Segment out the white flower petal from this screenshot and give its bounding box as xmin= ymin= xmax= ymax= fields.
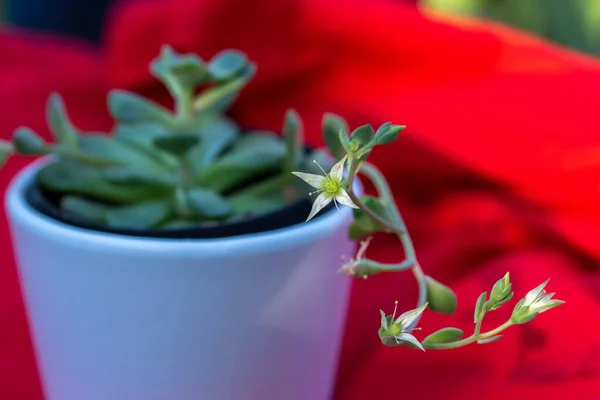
xmin=306 ymin=192 xmax=332 ymax=221
xmin=291 ymin=172 xmax=325 ymax=190
xmin=523 ymin=279 xmax=549 ymax=307
xmin=395 ymin=303 xmax=428 ymax=328
xmin=396 ymin=333 xmax=425 ymax=351
xmin=329 ymin=155 xmax=347 ymax=182
xmin=335 ymin=189 xmax=359 ymax=209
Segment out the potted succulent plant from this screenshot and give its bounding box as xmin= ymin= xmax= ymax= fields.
xmin=1 ymin=46 xmax=563 ymax=400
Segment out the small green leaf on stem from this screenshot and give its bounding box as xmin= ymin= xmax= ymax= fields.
xmin=187 ymin=188 xmax=232 ymax=219
xmin=47 ymin=93 xmax=79 ymax=147
xmin=350 ymin=124 xmax=375 ymax=147
xmin=193 ymin=65 xmax=256 ymax=113
xmin=150 ymin=45 xmax=211 ymax=89
xmin=322 ymin=113 xmax=349 ymax=160
xmin=188 ymin=119 xmax=239 ymax=174
xmin=477 ymin=335 xmax=503 ymax=345
xmin=108 ymin=90 xmax=173 ymax=126
xmin=102 ymin=166 xmax=176 ymax=187
xmin=61 ymin=196 xmax=107 ymax=223
xmin=208 ymin=50 xmax=248 ymax=81
xmin=105 ymin=199 xmax=172 ymax=230
xmin=153 ymin=134 xmax=200 ymax=157
xmin=374 ymin=123 xmax=405 ymax=145
xmin=422 ymin=327 xmax=464 ymax=345
xmin=198 ymin=133 xmax=285 ymax=193
xmin=12 ymin=127 xmax=48 ymax=155
xmin=283 ymin=109 xmax=303 ymax=174
xmin=425 ymin=276 xmax=458 ymax=315
xmin=474 ymin=291 xmax=488 ymax=323
xmin=0 ymin=140 xmax=14 ymax=167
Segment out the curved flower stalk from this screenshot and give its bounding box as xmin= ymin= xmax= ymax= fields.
xmin=293 ymin=114 xmax=564 ymax=350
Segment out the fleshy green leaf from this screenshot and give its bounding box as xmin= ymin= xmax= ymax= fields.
xmin=153 ymin=134 xmax=199 ymax=157
xmin=159 ymin=219 xmax=198 ymax=230
xmin=151 ymin=45 xmax=211 ymax=88
xmin=102 ymin=166 xmax=176 ymax=187
xmin=374 ymin=123 xmax=405 ymax=145
xmin=226 ymin=173 xmax=300 ymax=217
xmin=193 ymin=65 xmax=256 ymax=113
xmin=37 ymin=160 xmax=170 ymax=204
xmin=208 ymin=50 xmax=248 ymax=81
xmin=47 ymin=93 xmax=78 ymax=147
xmin=283 ymin=109 xmax=303 ymax=174
xmin=477 ymin=335 xmax=503 ymax=345
xmin=12 ymin=127 xmax=48 ymax=155
xmin=114 ymin=123 xmax=171 ymax=148
xmin=61 ymin=196 xmax=107 ymax=223
xmin=188 ymin=119 xmax=240 ymax=174
xmin=198 ymin=132 xmax=286 ymax=193
xmin=0 ymin=140 xmax=13 ymax=167
xmin=187 ymin=188 xmax=232 ymax=219
xmin=108 ymin=90 xmax=173 ymax=126
xmin=322 ymin=113 xmax=349 ymax=160
xmin=77 ymin=134 xmax=166 ymax=171
xmin=422 ymin=327 xmax=464 ymax=345
xmin=228 ymin=193 xmax=285 ymax=217
xmin=350 ymin=124 xmax=375 ymax=146
xmin=425 ymin=276 xmax=458 ymax=315
xmin=105 ymin=199 xmax=172 ymax=230
xmin=114 ymin=123 xmax=178 ymax=167
xmin=474 ymin=291 xmax=488 ymax=323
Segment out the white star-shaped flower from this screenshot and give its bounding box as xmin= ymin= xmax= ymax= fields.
xmin=292 ymin=155 xmax=359 ymax=221
xmin=379 ymin=302 xmax=428 ymax=351
xmin=521 ymin=279 xmax=564 ymax=315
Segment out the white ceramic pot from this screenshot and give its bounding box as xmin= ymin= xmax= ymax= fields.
xmin=6 ymin=160 xmax=356 ymax=400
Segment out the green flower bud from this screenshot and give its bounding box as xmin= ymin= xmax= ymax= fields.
xmin=489 ymin=272 xmax=514 ymax=310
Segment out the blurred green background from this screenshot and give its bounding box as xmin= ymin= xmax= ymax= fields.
xmin=425 ymin=0 xmax=600 ymax=55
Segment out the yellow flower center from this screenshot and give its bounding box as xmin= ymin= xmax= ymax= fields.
xmin=322 ymin=178 xmax=341 ymax=195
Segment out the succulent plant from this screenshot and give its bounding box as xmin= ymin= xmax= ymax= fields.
xmin=0 ymin=46 xmax=327 ymax=230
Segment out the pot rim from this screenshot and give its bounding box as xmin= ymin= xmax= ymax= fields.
xmin=6 ymin=158 xmax=358 ymax=255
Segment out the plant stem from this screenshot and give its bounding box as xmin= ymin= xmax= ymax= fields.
xmin=346 ymin=163 xmax=396 ymax=233
xmin=474 ymin=304 xmax=488 ymax=336
xmin=175 ymin=88 xmax=194 ymax=122
xmin=423 ymin=320 xmax=513 ymax=350
xmin=54 ymin=146 xmax=118 ymax=167
xmin=353 ymin=258 xmax=414 ymax=276
xmin=348 ymin=159 xmax=428 ymax=312
xmin=175 ymin=158 xmax=192 ymax=216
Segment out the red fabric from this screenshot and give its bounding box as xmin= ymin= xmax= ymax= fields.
xmin=1 ymin=0 xmax=599 ymax=398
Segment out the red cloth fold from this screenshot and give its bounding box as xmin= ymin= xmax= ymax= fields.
xmin=1 ymin=0 xmax=599 ymax=398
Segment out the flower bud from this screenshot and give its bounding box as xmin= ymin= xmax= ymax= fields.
xmin=489 ymin=272 xmax=513 ymax=310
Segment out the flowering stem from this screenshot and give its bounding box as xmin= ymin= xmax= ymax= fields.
xmin=422 ymin=320 xmax=513 ymax=350
xmin=353 ymin=258 xmax=414 ymax=276
xmin=347 ymin=158 xmax=428 ymax=310
xmin=474 ymin=305 xmax=488 ymax=336
xmin=346 ymin=166 xmax=396 ymax=233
